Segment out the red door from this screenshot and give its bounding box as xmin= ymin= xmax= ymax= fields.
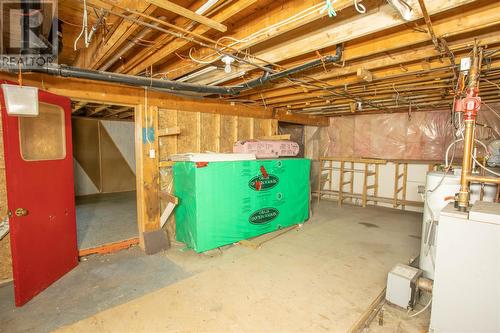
xmin=0 ymin=81 xmax=78 ymax=306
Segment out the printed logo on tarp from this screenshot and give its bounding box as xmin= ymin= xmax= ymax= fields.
xmin=248 ymin=174 xmax=279 ymax=191
xmin=249 ymin=208 xmax=279 ymax=224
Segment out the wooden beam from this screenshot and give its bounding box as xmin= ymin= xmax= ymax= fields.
xmin=184 ymin=0 xmax=479 ymax=86
xmin=87 ymin=105 xmax=110 ymax=116
xmin=258 ymin=134 xmax=291 ymax=140
xmin=159 ymin=0 xmax=354 ymax=79
xmin=126 ymin=0 xmax=257 ymax=75
xmin=233 ymin=1 xmax=500 ymax=102
xmin=72 ymin=101 xmax=88 ymax=113
xmin=135 ymin=105 xmax=168 ymax=253
xmin=0 ymin=72 xmax=329 ymax=126
xmin=147 ymin=0 xmax=227 ymax=32
xmin=74 ymin=1 xmax=154 ymax=69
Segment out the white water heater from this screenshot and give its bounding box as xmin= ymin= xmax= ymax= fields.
xmin=420 ymin=171 xmax=498 ymax=279
xmin=419 ymin=171 xmax=460 ymax=279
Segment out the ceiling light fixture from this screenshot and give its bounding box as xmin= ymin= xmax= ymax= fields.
xmin=221 ymin=55 xmax=235 ymax=74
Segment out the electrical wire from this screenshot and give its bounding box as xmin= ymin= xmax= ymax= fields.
xmin=74 ymin=0 xmax=88 ymax=50
xmin=354 ymin=0 xmax=366 ymax=13
xmin=408 ymin=299 xmax=432 ymax=318
xmin=187 ymin=3 xmax=326 ymax=65
xmin=472 ymin=155 xmax=500 ymax=177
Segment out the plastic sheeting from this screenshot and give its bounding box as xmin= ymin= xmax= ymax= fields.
xmin=173 ymin=159 xmax=310 ymax=252
xmin=324 ymin=108 xmax=500 ymax=161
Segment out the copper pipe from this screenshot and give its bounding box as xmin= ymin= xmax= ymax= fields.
xmin=457 ymin=44 xmax=480 ymax=211
xmin=466 ymin=175 xmax=500 ymax=184
xmin=417 ymin=277 xmax=433 ymax=293
xmin=457 ymin=120 xmax=475 ymax=210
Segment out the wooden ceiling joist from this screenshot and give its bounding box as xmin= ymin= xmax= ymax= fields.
xmin=146 ymin=0 xmax=227 ymax=32
xmin=49 ymin=0 xmax=500 ymax=117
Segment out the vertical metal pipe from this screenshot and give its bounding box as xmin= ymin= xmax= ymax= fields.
xmin=457 ymin=45 xmax=480 ymax=211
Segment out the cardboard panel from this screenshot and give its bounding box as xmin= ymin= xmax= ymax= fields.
xmin=72 ymin=118 xmax=101 ymax=190
xmin=100 ymin=126 xmax=136 ymax=193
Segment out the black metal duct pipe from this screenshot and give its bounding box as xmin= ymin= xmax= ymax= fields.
xmin=10 ymin=64 xmax=236 ymax=95
xmin=231 ymin=44 xmax=343 ymax=91
xmin=1 ymin=45 xmax=343 ymax=95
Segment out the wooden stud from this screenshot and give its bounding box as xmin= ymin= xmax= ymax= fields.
xmin=349 ymin=162 xmax=354 ymax=203
xmin=135 ymin=104 xmax=162 ymax=249
xmin=157 ymin=126 xmax=181 ymax=136
xmin=147 ymin=0 xmax=227 ymax=32
xmin=338 ymin=161 xmax=344 ymax=207
xmin=362 ymin=163 xmax=368 ymax=207
xmin=374 ymin=164 xmax=379 ymax=206
xmin=328 ymin=160 xmax=333 ymax=200
xmin=393 ymin=162 xmax=399 ymax=208
xmin=402 ymin=163 xmax=408 ymax=211
xmin=357 ymin=68 xmax=373 ymax=82
xmin=259 ymin=134 xmax=291 ymax=140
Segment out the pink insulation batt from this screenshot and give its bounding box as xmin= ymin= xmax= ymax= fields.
xmin=233 ymin=140 xmax=300 ymax=158
xmin=325 ymin=107 xmax=500 ymax=160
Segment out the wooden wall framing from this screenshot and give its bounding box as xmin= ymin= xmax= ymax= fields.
xmin=157 ymin=108 xmax=277 ymax=240
xmin=0 ymin=72 xmax=285 ymax=260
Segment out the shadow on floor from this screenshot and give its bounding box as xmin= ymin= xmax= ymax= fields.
xmin=0 ymin=247 xmax=189 ymax=333
xmin=76 ymin=191 xmax=138 ymax=250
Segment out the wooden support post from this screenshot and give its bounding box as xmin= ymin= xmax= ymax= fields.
xmin=349 ymin=162 xmax=354 ymax=203
xmin=338 ymin=161 xmax=345 ymax=207
xmin=393 ymin=162 xmax=399 ymax=208
xmin=374 ymin=164 xmax=379 ymax=206
xmin=317 ymin=158 xmax=323 ymax=205
xmin=402 ymin=163 xmax=408 ymax=211
xmin=362 ymin=163 xmax=368 ymax=207
xmin=135 ymin=104 xmax=169 ymax=254
xmin=329 ymin=160 xmax=333 ymax=199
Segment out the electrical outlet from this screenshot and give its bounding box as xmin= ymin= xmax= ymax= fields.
xmin=149 ymin=148 xmax=156 ymax=159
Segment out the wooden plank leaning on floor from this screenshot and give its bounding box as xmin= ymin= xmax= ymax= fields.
xmin=78 ymin=238 xmax=140 ymax=257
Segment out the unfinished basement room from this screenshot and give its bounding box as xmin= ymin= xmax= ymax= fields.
xmin=1 ymin=0 xmax=500 ymax=332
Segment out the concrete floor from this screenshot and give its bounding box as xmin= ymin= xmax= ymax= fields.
xmin=0 ymin=202 xmax=423 ymax=333
xmin=76 ymin=191 xmax=138 ymax=250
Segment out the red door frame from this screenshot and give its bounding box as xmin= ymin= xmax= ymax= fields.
xmin=0 ymin=81 xmax=78 ymax=306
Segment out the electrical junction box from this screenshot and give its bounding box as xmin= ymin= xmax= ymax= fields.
xmin=460 ymin=57 xmax=471 ymax=72
xmin=386 ymin=264 xmax=422 ymax=309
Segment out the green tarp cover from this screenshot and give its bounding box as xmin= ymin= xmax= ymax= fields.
xmin=173 ymin=158 xmax=310 ymax=252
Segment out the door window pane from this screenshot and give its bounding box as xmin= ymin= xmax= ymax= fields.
xmin=19 ymin=103 xmax=66 ymax=161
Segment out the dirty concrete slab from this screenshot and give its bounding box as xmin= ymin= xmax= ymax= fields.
xmin=56 ymin=203 xmax=422 ymax=333
xmin=0 ymin=247 xmax=188 ymax=333
xmin=76 ymin=191 xmax=138 ymax=250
